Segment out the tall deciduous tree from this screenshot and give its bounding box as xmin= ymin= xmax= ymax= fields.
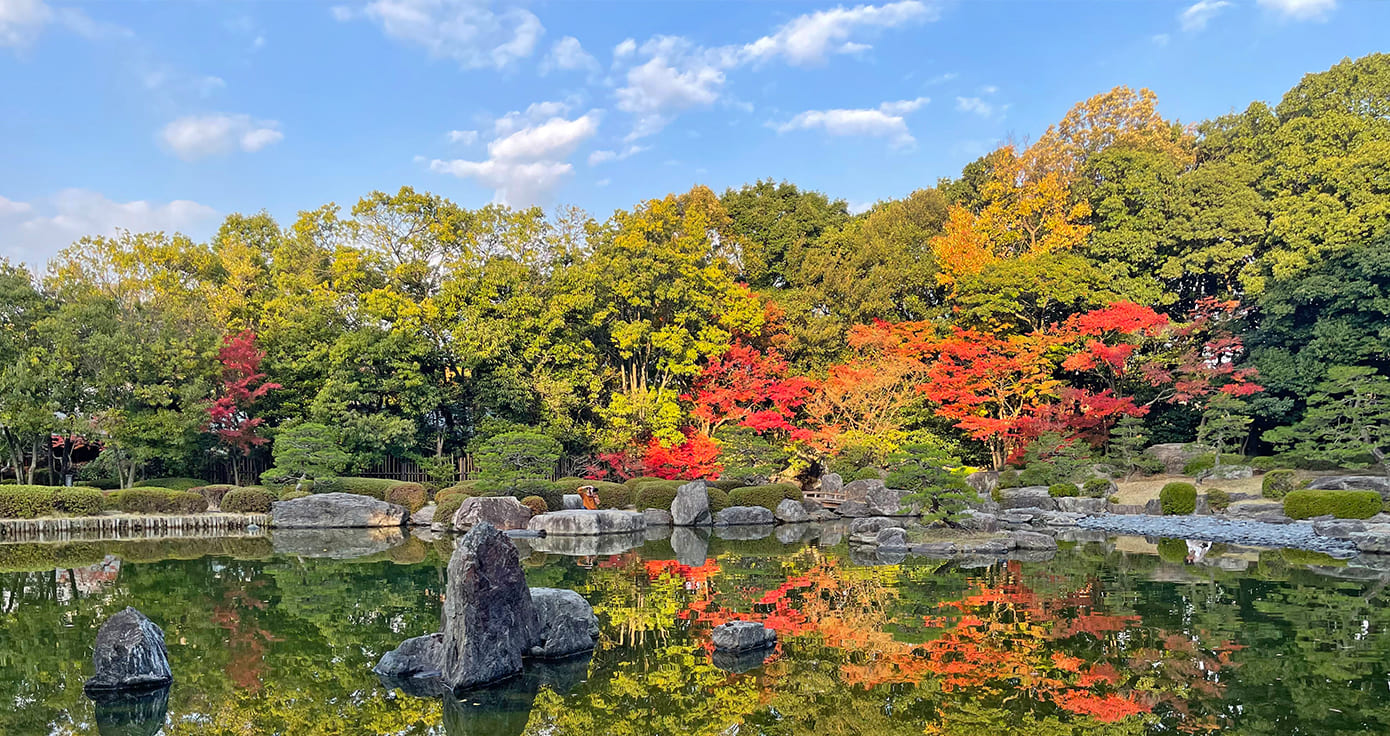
xmin=207 ymin=331 xmax=280 ymax=485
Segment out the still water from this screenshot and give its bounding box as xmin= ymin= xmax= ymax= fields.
xmin=1 ymin=525 xmax=1388 ymax=735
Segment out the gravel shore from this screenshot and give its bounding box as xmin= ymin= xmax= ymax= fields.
xmin=1076 ymin=514 xmax=1358 ymax=555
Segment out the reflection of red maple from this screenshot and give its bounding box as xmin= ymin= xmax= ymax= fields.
xmin=212 ymin=582 xmax=278 ymax=692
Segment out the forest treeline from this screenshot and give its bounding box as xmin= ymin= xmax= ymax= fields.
xmin=0 ymin=53 xmax=1386 ymax=486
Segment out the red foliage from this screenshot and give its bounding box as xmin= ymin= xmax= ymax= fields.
xmin=640 ymin=429 xmax=722 ymax=480
xmin=206 ymin=330 xmax=280 ymax=456
xmin=687 ymin=343 xmax=816 ymax=437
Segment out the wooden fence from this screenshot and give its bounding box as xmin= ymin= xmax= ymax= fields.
xmin=0 ymin=514 xmax=271 ymax=542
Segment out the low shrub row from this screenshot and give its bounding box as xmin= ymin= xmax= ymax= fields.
xmin=0 ymin=485 xmax=107 ymax=519
xmin=1048 ymin=483 xmax=1078 ymax=498
xmin=1283 ymin=489 xmax=1382 ymax=520
xmin=221 ymin=488 xmax=277 ymax=514
xmin=113 ymin=488 xmax=209 ymax=515
xmin=133 ymin=477 xmax=208 ymax=491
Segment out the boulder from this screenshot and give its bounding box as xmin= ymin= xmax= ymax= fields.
xmin=528 ymin=588 xmax=599 ymax=659
xmin=410 ymin=504 xmax=436 ymax=527
xmin=271 ymin=492 xmax=409 ymax=529
xmin=965 ymin=471 xmax=999 ymax=495
xmin=841 ymin=478 xmax=886 ymax=504
xmin=1143 ymin=498 xmax=1163 ymax=515
xmin=1313 ymin=519 xmax=1368 ymax=539
xmin=1353 ymin=533 xmax=1390 ymax=554
xmin=671 ymin=480 xmax=713 ymax=526
xmin=711 ymin=621 xmax=777 ymax=652
xmin=775 ymin=498 xmax=811 ymax=523
xmin=848 ymin=516 xmax=897 ymax=535
xmin=1194 ymin=495 xmax=1211 ymax=515
xmin=865 ymin=485 xmax=915 ymax=516
xmin=956 ymin=509 xmax=999 ymax=532
xmin=800 ymin=497 xmax=824 ymax=514
xmin=527 ymin=509 xmax=645 ymax=536
xmin=1145 ymin=443 xmax=1199 ymax=475
xmin=1039 ymin=511 xmax=1082 ymax=526
xmin=373 ymin=633 xmax=444 ymax=680
xmin=1008 ymin=530 xmax=1058 ymax=551
xmin=1056 ymin=497 xmax=1106 ymax=515
xmin=441 ymin=522 xmax=538 ymax=691
xmin=1108 ymin=503 xmax=1146 ymax=515
xmin=836 ymin=500 xmax=872 ymax=517
xmin=670 ymin=526 xmax=710 ymax=566
xmin=1202 ymin=464 xmax=1253 ymax=481
xmin=453 ymin=496 xmax=533 ymax=532
xmin=84 ymin=608 xmax=173 ymax=693
xmin=562 ymin=494 xmax=583 ymax=510
xmin=1308 ymin=476 xmax=1390 ymax=496
xmin=998 ymin=509 xmax=1039 ymax=524
xmin=876 ymin=527 xmax=907 ymax=549
xmin=643 ymin=508 xmax=674 ymax=526
xmin=819 ymin=472 xmax=844 ymax=497
xmin=998 ymin=487 xmax=1058 ymax=511
xmin=714 ymin=505 xmax=775 ymax=526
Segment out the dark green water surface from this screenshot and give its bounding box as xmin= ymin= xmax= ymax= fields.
xmin=2 ymin=526 xmax=1388 ymax=735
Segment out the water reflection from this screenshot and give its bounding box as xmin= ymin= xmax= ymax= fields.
xmin=1 ymin=527 xmax=1390 ymax=734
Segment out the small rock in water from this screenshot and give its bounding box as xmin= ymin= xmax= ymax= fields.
xmin=528 ymin=588 xmax=600 ymax=659
xmin=374 ymin=633 xmax=444 ymax=681
xmin=84 ymin=607 xmax=173 ymax=693
xmin=712 ymin=620 xmax=777 ymax=653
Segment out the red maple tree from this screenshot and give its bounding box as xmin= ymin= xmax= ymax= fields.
xmin=206 ymin=330 xmax=280 ymax=485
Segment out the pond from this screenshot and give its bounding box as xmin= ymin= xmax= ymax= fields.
xmin=2 ymin=526 xmax=1389 ymax=735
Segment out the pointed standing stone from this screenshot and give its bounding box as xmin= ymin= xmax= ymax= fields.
xmin=84 ymin=607 xmax=173 ymax=693
xmin=441 ymin=522 xmax=538 ymax=691
xmin=671 ymin=480 xmax=712 ymax=526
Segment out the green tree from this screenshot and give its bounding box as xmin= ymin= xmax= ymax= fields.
xmin=1265 ymin=366 xmax=1390 ymax=476
xmin=472 ymin=430 xmax=562 ymax=487
xmin=266 ymin=423 xmax=350 ymax=482
xmin=886 ymin=440 xmax=974 ymax=524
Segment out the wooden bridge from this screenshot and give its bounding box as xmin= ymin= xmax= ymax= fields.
xmin=803 ymin=487 xmax=847 ymax=510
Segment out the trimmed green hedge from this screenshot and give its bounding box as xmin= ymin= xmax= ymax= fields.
xmin=221 ymin=488 xmax=277 ymax=514
xmin=635 ymin=480 xmax=684 ymax=510
xmin=708 ymin=479 xmax=744 ymax=492
xmin=707 ymin=487 xmax=731 ymax=513
xmin=194 ymin=484 xmax=239 ymax=508
xmin=728 ymin=485 xmax=790 ymax=511
xmin=133 ymin=477 xmax=208 ymax=491
xmin=1081 ymin=478 xmax=1113 ymax=498
xmin=623 ymin=476 xmax=667 ymax=490
xmin=1205 ymin=488 xmax=1231 ymax=512
xmin=434 ymin=494 xmax=465 ymax=524
xmin=1283 ymin=489 xmax=1382 ymax=520
xmin=1156 ymin=538 xmax=1188 ymax=564
xmin=0 ymin=486 xmax=108 ymax=519
xmin=1159 ymin=482 xmax=1197 ymax=515
xmin=594 ymin=481 xmax=634 ymax=509
xmin=115 ymin=488 xmax=209 ymax=514
xmin=335 ymin=477 xmax=407 ymax=500
xmin=1183 ymin=454 xmax=1247 ymax=476
xmin=1048 ymin=483 xmax=1079 ymax=498
xmin=279 ymin=490 xmax=311 ymax=501
xmin=508 ymin=479 xmax=564 ymax=512
xmin=1262 ymin=470 xmax=1297 ymax=499
xmin=386 ymin=483 xmax=428 ymax=512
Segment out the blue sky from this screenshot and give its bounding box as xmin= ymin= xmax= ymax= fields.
xmin=1 ymin=0 xmax=1386 ymax=266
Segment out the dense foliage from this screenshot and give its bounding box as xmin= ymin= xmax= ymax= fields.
xmin=1 ymin=55 xmax=1388 ymax=484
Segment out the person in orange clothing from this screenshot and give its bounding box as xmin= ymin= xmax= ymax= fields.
xmin=577 ymin=485 xmax=600 ymax=510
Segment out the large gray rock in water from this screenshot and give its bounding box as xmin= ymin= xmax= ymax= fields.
xmin=441 ymin=522 xmax=538 ymax=691
xmin=836 ymin=500 xmax=872 ymax=517
xmin=1145 ymin=443 xmax=1199 ymax=475
xmin=775 ymin=498 xmax=810 ymax=523
xmin=643 ymin=508 xmax=674 ymax=526
xmin=998 ymin=487 xmax=1057 ymax=511
xmin=84 ymin=608 xmax=173 ymax=692
xmin=848 ymin=516 xmax=897 ymax=535
xmin=528 ymin=588 xmax=599 ymax=659
xmin=671 ymin=480 xmax=713 ymax=526
xmin=453 ymin=496 xmax=532 ymax=531
xmin=876 ymin=527 xmax=907 ymax=549
xmin=1056 ymin=497 xmax=1106 ymax=515
xmin=714 ymin=505 xmax=775 ymax=526
xmin=1308 ymin=476 xmax=1390 ymax=496
xmin=527 ymin=509 xmax=645 ymax=536
xmin=271 ymin=492 xmax=409 ymax=529
xmin=374 ymin=633 xmax=444 ymax=680
xmin=711 ymin=620 xmax=777 ymax=652
xmin=410 ymin=504 xmax=436 ymax=527
xmin=670 ymin=526 xmax=710 ymax=566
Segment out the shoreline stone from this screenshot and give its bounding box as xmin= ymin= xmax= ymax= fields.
xmin=527 ymin=509 xmax=645 ymax=536
xmin=453 ymin=497 xmax=532 ymax=531
xmin=671 ymin=481 xmax=712 ymax=526
xmin=271 ymin=492 xmax=409 ymax=529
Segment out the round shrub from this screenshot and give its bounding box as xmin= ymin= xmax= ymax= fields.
xmin=53 ymin=487 xmax=104 ymax=516
xmin=520 ymin=495 xmax=548 ymax=515
xmin=707 ymin=487 xmax=731 ymax=513
xmin=1081 ymin=478 xmax=1114 ymax=498
xmin=728 ymin=485 xmax=786 ymax=511
xmin=1262 ymin=469 xmax=1297 ymax=499
xmin=1205 ymin=488 xmax=1231 ymax=512
xmin=996 ymin=468 xmax=1021 ymax=489
xmin=849 ymin=467 xmax=883 ymax=482
xmin=1156 ymin=538 xmax=1188 ymax=564
xmin=387 ymin=483 xmax=428 ymax=512
xmin=509 ymin=479 xmax=563 ymax=513
xmin=1283 ymin=489 xmax=1382 ymax=520
xmin=554 ymin=476 xmax=588 ymax=487
xmin=1159 ymin=482 xmax=1198 ymax=516
xmin=83 ymin=478 xmax=121 ymax=490
xmin=0 ymin=486 xmax=63 ymax=518
xmin=709 ymin=479 xmax=744 ymax=492
xmin=1048 ymin=483 xmax=1079 ymax=498
xmin=593 ymin=481 xmax=634 ymax=509
xmin=133 ymin=477 xmax=207 ymax=491
xmin=195 ymin=484 xmax=238 ymax=508
xmin=279 ymin=490 xmax=311 ymax=501
xmin=1106 ymin=494 xmax=1120 ymax=505
xmin=635 ymin=480 xmax=683 ymax=511
xmin=117 ymin=488 xmax=208 ymax=514
xmin=434 ymin=494 xmax=465 ymax=525
xmin=623 ymin=476 xmax=666 ymax=490
xmin=221 ymin=488 xmax=277 ymax=514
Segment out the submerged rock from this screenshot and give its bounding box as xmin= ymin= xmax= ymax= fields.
xmin=374 ymin=633 xmax=444 ymax=681
xmin=712 ymin=620 xmax=777 ymax=652
xmin=712 ymin=647 xmax=774 ymax=674
xmin=671 ymin=481 xmax=712 ymax=526
xmin=453 ymin=497 xmax=532 ymax=531
xmin=528 ymin=588 xmax=599 ymax=659
xmin=527 ymin=509 xmax=645 ymax=536
xmin=271 ymin=492 xmax=409 ymax=529
xmin=84 ymin=608 xmax=173 ymax=693
xmin=441 ymin=522 xmax=538 ymax=691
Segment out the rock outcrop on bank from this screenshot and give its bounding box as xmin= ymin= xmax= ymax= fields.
xmin=270 ymin=493 xmax=409 ymax=529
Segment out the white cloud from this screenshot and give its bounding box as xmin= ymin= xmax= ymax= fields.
xmin=587 ymin=144 xmax=649 ymax=166
xmin=613 ymin=37 xmax=636 ymax=58
xmin=741 ymin=0 xmax=936 ymax=66
xmin=429 ymin=108 xmax=601 ymax=204
xmin=338 ymin=0 xmax=544 ymax=69
xmin=448 ymin=129 xmax=478 ymax=144
xmin=956 ymin=96 xmax=993 ymax=116
xmin=160 ymin=114 xmax=284 ymax=161
xmin=1180 ymin=0 xmax=1230 ymax=31
xmin=493 ymin=100 xmax=573 ymax=136
xmin=614 ymin=36 xmax=728 ymax=140
xmin=1151 ymin=33 xmax=1171 ymax=46
xmin=0 ymin=189 xmax=217 ymax=266
xmin=1257 ymin=0 xmax=1336 ymax=20
xmin=1 ymin=0 xmax=129 ymax=50
xmin=773 ymin=98 xmax=928 ymax=148
xmin=595 ymin=178 xmax=611 ymax=187
xmin=543 ymin=35 xmax=598 ymax=74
